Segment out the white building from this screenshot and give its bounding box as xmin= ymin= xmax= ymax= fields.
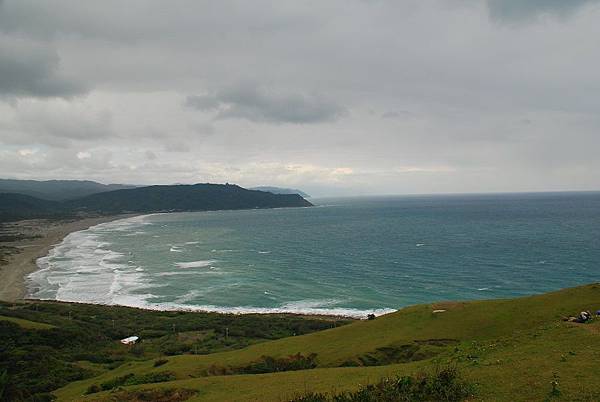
xmin=120 ymin=336 xmax=139 ymax=345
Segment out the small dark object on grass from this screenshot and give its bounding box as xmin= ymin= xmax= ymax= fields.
xmin=367 ymin=314 xmax=376 ymax=320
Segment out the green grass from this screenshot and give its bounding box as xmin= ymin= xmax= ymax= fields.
xmin=52 ymin=283 xmax=600 ymax=401
xmin=0 ymin=314 xmax=55 ymax=330
xmin=0 ymin=301 xmax=348 ymax=401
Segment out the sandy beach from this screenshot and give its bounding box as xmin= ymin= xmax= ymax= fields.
xmin=0 ymin=215 xmax=134 ymax=302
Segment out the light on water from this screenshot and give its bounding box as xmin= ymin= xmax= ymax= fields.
xmin=27 ymin=193 xmax=600 ymax=318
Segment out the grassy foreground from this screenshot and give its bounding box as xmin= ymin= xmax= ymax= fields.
xmin=3 ymin=284 xmax=600 ymax=401
xmin=0 ymin=301 xmax=348 ymax=401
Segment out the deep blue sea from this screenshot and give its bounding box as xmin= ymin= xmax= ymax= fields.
xmin=27 ymin=192 xmax=600 ymax=317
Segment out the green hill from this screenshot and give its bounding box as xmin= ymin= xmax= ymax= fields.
xmin=0 ymin=179 xmax=135 ymax=201
xmin=0 ymin=301 xmax=348 ymax=401
xmin=249 ymin=187 xmax=310 ymax=198
xmin=0 ymin=183 xmax=312 ymax=222
xmin=67 ymin=183 xmax=312 ymax=214
xmin=2 ymin=284 xmax=599 ymax=401
xmin=0 ymin=193 xmax=68 ymax=222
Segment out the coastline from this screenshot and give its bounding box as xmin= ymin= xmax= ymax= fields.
xmin=0 ymin=213 xmax=374 ymax=318
xmin=0 ymin=214 xmax=137 ymax=302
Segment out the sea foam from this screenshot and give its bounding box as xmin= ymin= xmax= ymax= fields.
xmin=27 ymin=215 xmax=155 ymax=305
xmin=174 ymin=260 xmax=216 ymax=269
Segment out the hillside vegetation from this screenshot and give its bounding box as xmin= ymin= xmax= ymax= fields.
xmin=0 ymin=193 xmax=68 ymax=222
xmin=0 ymin=179 xmax=135 ymax=201
xmin=249 ymin=187 xmax=310 ymax=198
xmin=0 ymin=183 xmax=312 ymax=222
xmin=0 ymin=301 xmax=348 ymax=401
xmin=66 ymin=184 xmax=312 ymax=214
xmin=1 ymin=284 xmax=599 ymax=401
xmin=45 ymin=284 xmax=600 ymax=401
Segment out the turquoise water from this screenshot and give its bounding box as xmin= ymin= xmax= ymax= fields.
xmin=28 ymin=192 xmax=600 ymax=317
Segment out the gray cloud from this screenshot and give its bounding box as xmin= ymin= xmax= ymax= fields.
xmin=487 ymin=0 xmax=598 ymax=23
xmin=0 ymin=99 xmax=113 ymax=147
xmin=0 ymin=37 xmax=85 ymax=98
xmin=1 ymin=1 xmax=600 ymax=195
xmin=381 ymin=111 xmax=414 ymax=119
xmin=186 ymin=83 xmax=345 ymax=124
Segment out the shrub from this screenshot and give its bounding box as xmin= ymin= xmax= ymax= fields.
xmin=238 ymin=353 xmax=318 ymax=374
xmin=98 ymin=371 xmax=176 ymax=392
xmin=100 ymin=388 xmax=196 ymax=402
xmin=154 ymin=358 xmax=169 ymax=367
xmin=130 ymin=344 xmax=145 ymax=357
xmin=290 ymin=366 xmax=473 ymax=402
xmin=201 ymin=353 xmax=318 ymax=376
xmin=85 ymin=384 xmax=101 ymax=395
xmin=0 ymin=370 xmax=7 ymax=400
xmin=30 ymin=393 xmax=56 ymax=402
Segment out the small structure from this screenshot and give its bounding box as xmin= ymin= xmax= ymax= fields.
xmin=120 ymin=336 xmax=139 ymax=345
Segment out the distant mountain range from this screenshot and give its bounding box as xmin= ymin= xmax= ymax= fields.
xmin=0 ymin=181 xmax=312 ymax=222
xmin=249 ymin=186 xmax=310 ymax=198
xmin=0 ymin=179 xmax=136 ymax=201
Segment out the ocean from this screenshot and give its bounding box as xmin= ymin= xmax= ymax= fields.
xmin=27 ymin=192 xmax=600 ymax=318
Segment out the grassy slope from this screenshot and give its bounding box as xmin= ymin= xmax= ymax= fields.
xmin=55 ymin=284 xmax=600 ymax=401
xmin=0 ymin=315 xmax=54 ymax=330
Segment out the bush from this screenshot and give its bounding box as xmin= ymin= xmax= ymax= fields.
xmin=30 ymin=393 xmax=56 ymax=402
xmin=130 ymin=344 xmax=145 ymax=357
xmin=290 ymin=366 xmax=473 ymax=402
xmin=0 ymin=370 xmax=7 ymax=400
xmin=238 ymin=353 xmax=318 ymax=374
xmin=85 ymin=384 xmax=101 ymax=395
xmin=154 ymin=358 xmax=169 ymax=367
xmin=201 ymin=353 xmax=318 ymax=376
xmin=98 ymin=371 xmax=176 ymax=392
xmin=100 ymin=388 xmax=196 ymax=402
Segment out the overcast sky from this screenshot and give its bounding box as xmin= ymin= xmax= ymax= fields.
xmin=1 ymin=0 xmax=599 ymax=196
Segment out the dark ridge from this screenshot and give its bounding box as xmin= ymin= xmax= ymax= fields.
xmin=0 ymin=178 xmax=136 ymax=201
xmin=0 ymin=193 xmax=68 ymax=222
xmin=0 ymin=183 xmax=313 ymax=222
xmin=249 ymin=186 xmax=310 ymax=198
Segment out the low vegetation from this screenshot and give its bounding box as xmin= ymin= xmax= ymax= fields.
xmin=340 ymin=339 xmax=457 ymax=367
xmin=3 ymin=284 xmax=600 ymax=401
xmin=203 ymin=353 xmax=318 ymax=376
xmin=85 ymin=371 xmax=175 ymax=394
xmin=0 ymin=300 xmax=348 ymax=401
xmin=0 ymin=183 xmax=312 ymax=223
xmin=290 ymin=366 xmax=473 ymax=402
xmin=86 ymin=388 xmax=196 ymax=402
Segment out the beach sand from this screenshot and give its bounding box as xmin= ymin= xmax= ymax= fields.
xmin=0 ymin=215 xmax=133 ymax=302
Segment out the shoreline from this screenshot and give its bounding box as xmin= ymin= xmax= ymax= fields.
xmin=1 ymin=213 xmax=379 ymax=318
xmin=0 ymin=214 xmax=137 ymax=302
xmin=20 ymin=298 xmax=360 ymax=321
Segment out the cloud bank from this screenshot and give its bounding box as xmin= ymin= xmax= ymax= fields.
xmin=1 ymin=0 xmax=600 ymax=196
xmin=187 ymin=83 xmax=344 ymax=124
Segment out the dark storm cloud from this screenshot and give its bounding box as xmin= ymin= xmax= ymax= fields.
xmin=186 ymin=83 xmax=345 ymax=124
xmin=487 ymin=0 xmax=599 ymax=22
xmin=0 ymin=39 xmax=86 ymax=98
